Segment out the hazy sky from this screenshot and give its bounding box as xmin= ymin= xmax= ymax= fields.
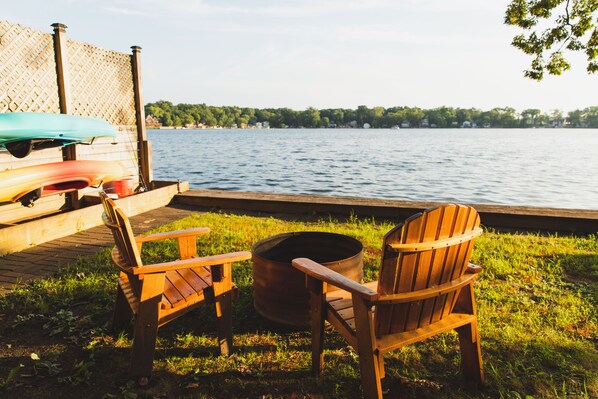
xmin=5 ymin=0 xmax=598 ymax=112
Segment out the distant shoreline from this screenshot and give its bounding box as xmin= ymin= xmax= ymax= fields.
xmin=145 ymin=102 xmax=598 ymax=129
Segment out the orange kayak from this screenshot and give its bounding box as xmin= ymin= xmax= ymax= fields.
xmin=0 ymin=160 xmax=128 ymax=206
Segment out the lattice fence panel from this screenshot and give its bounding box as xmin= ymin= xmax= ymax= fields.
xmin=66 ymin=39 xmax=137 ymax=127
xmin=67 ymin=40 xmax=140 ymax=195
xmin=0 ymin=21 xmax=60 ymax=114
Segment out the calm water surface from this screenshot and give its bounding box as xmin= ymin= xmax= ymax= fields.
xmin=148 ymin=128 xmax=598 ymax=210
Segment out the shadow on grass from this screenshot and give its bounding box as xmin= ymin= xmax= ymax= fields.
xmin=0 ymin=279 xmax=473 ymax=398
xmin=560 ymin=253 xmax=598 ymax=302
xmin=1 ymin=246 xmax=596 ymax=398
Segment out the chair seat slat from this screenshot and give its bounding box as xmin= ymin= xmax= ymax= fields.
xmin=161 ymin=268 xmax=214 ymax=309
xmin=185 ymin=266 xmax=213 ymax=287
xmin=162 ymin=275 xmax=186 ymax=307
xmin=169 ymin=270 xmax=198 ymax=297
xmin=177 ymin=268 xmax=212 ymax=296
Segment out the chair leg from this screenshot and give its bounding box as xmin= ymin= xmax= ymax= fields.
xmin=309 ymin=288 xmax=326 ymax=375
xmin=130 ymin=301 xmax=160 ymax=384
xmin=457 ymin=320 xmax=484 ymax=383
xmin=215 ymin=291 xmax=233 ymax=355
xmin=130 ymin=271 xmax=165 ymax=385
xmin=353 ymin=297 xmax=383 ymax=399
xmin=455 ymin=284 xmax=484 ymax=383
xmin=378 ymin=353 xmax=385 ymax=380
xmin=112 ymin=285 xmax=133 ymax=330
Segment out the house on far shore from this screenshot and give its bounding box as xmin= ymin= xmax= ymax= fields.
xmin=255 ymin=121 xmax=270 ymax=129
xmin=145 ymin=115 xmax=161 ymax=129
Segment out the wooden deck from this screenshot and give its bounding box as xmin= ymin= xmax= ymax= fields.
xmin=0 ymin=204 xmax=196 ymax=294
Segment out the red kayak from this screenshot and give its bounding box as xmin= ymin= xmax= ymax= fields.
xmin=0 ymin=160 xmax=128 ymax=206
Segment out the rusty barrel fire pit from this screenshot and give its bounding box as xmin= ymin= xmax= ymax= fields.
xmin=252 ymin=232 xmax=364 ymax=328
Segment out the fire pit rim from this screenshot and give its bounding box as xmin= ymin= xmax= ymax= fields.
xmin=251 ymin=231 xmax=364 ymax=265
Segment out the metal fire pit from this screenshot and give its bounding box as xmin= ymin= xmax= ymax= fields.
xmin=251 ymin=232 xmax=363 ymax=328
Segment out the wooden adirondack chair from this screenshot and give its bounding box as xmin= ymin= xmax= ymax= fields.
xmin=292 ymin=204 xmax=484 ymax=399
xmin=100 ymin=192 xmax=251 ymax=384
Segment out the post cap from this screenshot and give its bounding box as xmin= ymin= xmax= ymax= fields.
xmin=51 ymin=23 xmax=68 ymax=31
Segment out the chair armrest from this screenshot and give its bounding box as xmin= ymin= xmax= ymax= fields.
xmin=292 ymin=258 xmax=378 ymax=301
xmin=132 ymin=251 xmax=251 ymax=275
xmin=374 ymin=273 xmax=478 ymax=305
xmin=135 ymin=227 xmax=210 ymax=243
xmin=466 ymin=262 xmax=482 ymax=274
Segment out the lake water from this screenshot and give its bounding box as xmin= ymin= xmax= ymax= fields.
xmin=148 ymin=128 xmax=598 ymax=210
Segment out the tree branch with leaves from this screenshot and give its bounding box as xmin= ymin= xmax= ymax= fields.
xmin=505 ymin=0 xmax=598 ymax=80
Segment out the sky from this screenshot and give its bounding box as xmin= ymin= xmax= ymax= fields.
xmin=4 ymin=0 xmax=598 ymax=113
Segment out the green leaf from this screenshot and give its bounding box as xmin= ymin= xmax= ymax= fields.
xmin=505 ymin=0 xmax=536 ymax=28
xmin=587 ymin=60 xmax=598 ymax=72
xmin=546 ymin=52 xmax=571 ymax=75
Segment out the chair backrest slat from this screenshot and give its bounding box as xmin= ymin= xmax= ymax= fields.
xmin=100 ymin=192 xmax=143 ymax=296
xmin=375 ymin=204 xmax=481 ymax=335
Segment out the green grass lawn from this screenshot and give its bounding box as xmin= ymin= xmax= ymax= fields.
xmin=0 ymin=211 xmax=596 ymax=398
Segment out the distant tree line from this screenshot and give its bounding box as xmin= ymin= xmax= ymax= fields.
xmin=145 ymin=101 xmax=598 ymax=128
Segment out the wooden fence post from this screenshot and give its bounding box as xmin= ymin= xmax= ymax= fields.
xmin=52 ymin=22 xmax=79 ymax=208
xmin=131 ymin=46 xmax=153 ymax=190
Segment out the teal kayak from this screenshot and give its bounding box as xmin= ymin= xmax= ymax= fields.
xmin=0 ymin=112 xmax=117 ymax=158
